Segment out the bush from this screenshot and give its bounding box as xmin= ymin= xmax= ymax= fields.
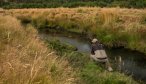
xmin=1 ymin=0 xmax=146 ymax=8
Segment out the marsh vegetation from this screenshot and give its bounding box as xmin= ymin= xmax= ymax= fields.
xmin=0 ymin=7 xmax=146 ymax=84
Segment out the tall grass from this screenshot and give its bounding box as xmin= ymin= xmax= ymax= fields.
xmin=5 ymin=7 xmax=146 ymax=54
xmin=0 ymin=15 xmax=76 ymax=84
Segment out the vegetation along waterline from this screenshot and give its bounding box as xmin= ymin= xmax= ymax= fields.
xmin=4 ymin=7 xmax=146 ymax=55
xmin=41 ymin=32 xmax=146 ymax=83
xmin=46 ymin=39 xmax=139 ymax=84
xmin=0 ymin=9 xmax=140 ymax=84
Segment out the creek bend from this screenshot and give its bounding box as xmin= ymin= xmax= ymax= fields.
xmin=40 ymin=31 xmax=146 ymax=83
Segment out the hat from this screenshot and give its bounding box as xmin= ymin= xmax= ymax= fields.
xmin=92 ymin=38 xmax=98 ymax=43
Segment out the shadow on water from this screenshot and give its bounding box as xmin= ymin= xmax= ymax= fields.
xmin=40 ymin=32 xmax=146 ymax=83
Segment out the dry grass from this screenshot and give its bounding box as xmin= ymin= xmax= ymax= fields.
xmin=0 ymin=15 xmax=76 ymax=84
xmin=5 ymin=7 xmax=146 ymax=34
xmin=4 ymin=7 xmax=146 ymax=54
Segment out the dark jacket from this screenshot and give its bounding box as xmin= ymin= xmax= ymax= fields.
xmin=91 ymin=42 xmax=104 ymax=55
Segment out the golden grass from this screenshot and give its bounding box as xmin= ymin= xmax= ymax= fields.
xmin=0 ymin=15 xmax=75 ymax=84
xmin=3 ymin=7 xmax=146 ymax=51
xmin=5 ymin=7 xmax=146 ymax=31
xmin=5 ymin=7 xmax=146 ymax=53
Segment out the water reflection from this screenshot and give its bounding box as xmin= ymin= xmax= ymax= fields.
xmin=107 ymin=49 xmax=146 ymax=82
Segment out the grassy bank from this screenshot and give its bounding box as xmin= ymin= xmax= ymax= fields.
xmin=47 ymin=39 xmax=138 ymax=84
xmin=4 ymin=7 xmax=146 ymax=54
xmin=0 ymin=15 xmax=76 ymax=84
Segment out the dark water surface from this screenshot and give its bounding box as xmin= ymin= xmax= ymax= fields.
xmin=40 ymin=32 xmax=146 ymax=83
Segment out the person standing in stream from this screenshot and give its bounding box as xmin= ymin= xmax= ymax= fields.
xmin=90 ymin=38 xmax=113 ymax=72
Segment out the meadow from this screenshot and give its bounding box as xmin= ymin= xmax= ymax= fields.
xmin=4 ymin=7 xmax=146 ymax=54
xmin=0 ymin=7 xmax=142 ymax=84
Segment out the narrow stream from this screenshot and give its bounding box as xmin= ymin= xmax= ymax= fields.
xmin=40 ymin=32 xmax=146 ymax=83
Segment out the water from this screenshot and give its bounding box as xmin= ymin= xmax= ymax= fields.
xmin=40 ymin=32 xmax=146 ymax=83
